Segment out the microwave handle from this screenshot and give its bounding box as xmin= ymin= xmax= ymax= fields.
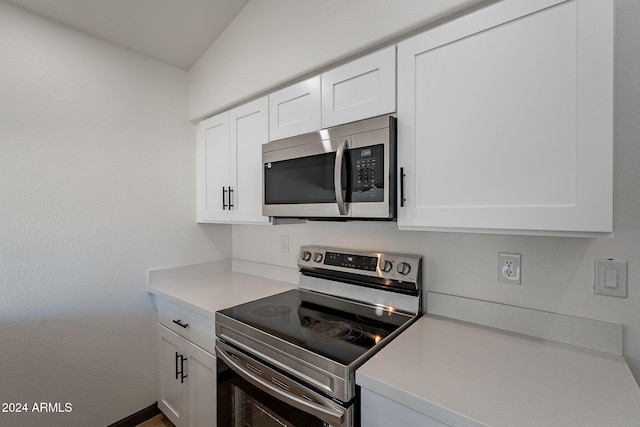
xmin=334 ymin=139 xmax=348 ymax=216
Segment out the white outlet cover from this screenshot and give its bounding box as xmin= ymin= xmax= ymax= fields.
xmin=498 ymin=253 xmax=521 ymax=285
xmin=279 ymin=235 xmax=289 ymax=253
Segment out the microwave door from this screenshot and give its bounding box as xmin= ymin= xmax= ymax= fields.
xmin=263 ymin=138 xmax=349 ymax=218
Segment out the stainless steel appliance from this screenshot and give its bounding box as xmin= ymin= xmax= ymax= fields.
xmin=215 ymin=245 xmax=422 ymax=427
xmin=262 ymin=115 xmax=397 ymax=220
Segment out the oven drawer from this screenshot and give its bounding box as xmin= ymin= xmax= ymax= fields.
xmin=157 ymin=298 xmax=215 ymax=353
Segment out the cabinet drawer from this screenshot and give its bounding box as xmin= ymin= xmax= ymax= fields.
xmin=157 ymin=298 xmax=215 ymax=353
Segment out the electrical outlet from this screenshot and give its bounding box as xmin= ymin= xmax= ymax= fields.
xmin=498 ymin=253 xmax=521 ymax=284
xmin=279 ymin=235 xmax=289 ymax=253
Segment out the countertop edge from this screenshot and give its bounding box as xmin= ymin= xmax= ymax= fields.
xmin=356 ymin=371 xmax=487 ymax=427
xmin=147 ymin=259 xmax=299 ymax=318
xmin=356 ymin=314 xmax=640 ymax=427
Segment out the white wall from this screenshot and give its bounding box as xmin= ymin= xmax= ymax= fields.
xmin=0 ymin=3 xmax=231 ymax=426
xmin=187 ymin=0 xmax=494 ymax=121
xmin=188 ymin=0 xmax=640 ymax=385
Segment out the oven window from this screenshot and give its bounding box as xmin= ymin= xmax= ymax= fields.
xmin=218 ymin=359 xmax=325 ymax=427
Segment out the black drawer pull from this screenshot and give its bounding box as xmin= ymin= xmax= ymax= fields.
xmin=172 ymin=319 xmax=189 ymax=329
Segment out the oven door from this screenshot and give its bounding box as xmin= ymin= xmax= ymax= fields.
xmin=216 ymin=340 xmax=353 ymax=427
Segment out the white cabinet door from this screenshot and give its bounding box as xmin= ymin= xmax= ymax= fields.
xmin=229 ymin=96 xmax=270 ymax=224
xmin=397 ymin=0 xmax=613 ymax=234
xmin=269 ymin=76 xmax=321 ymax=141
xmin=158 ymin=324 xmax=217 ymax=427
xmin=197 ymin=97 xmax=270 ymax=224
xmin=196 ymin=112 xmax=230 ymax=222
xmin=322 ymin=45 xmax=396 ymax=128
xmin=185 ymin=340 xmax=216 ymax=427
xmin=158 ymin=325 xmax=187 ymax=427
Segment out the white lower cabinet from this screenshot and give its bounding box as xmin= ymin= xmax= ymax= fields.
xmin=397 ymin=0 xmax=613 ymax=234
xmin=360 ymin=388 xmax=449 ymax=427
xmin=157 ymin=298 xmax=216 ymax=427
xmin=158 ymin=325 xmax=216 ymax=427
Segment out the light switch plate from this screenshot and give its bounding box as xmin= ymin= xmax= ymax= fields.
xmin=595 ymin=259 xmax=627 ymax=298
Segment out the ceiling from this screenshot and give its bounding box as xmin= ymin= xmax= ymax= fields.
xmin=4 ymin=0 xmax=249 ymax=70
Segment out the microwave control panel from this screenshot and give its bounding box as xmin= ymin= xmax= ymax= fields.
xmin=350 ymin=144 xmax=384 ymax=202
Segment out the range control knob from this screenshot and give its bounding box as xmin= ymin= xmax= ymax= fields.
xmin=397 ymin=262 xmax=412 ymax=275
xmin=313 ymin=252 xmax=324 ymax=263
xmin=379 ymin=260 xmax=393 ymax=273
xmin=301 ymin=251 xmax=312 ymax=262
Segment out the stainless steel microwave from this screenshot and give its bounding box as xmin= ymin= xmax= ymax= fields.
xmin=262 ymin=115 xmax=396 ymax=220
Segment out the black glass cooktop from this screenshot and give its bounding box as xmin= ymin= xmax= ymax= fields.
xmin=217 ymin=289 xmax=413 ymax=366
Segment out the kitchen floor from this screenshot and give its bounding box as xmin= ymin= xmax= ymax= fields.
xmin=136 ymin=413 xmax=174 ymax=427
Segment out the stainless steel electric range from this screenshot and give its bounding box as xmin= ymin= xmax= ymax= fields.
xmin=215 ymin=245 xmax=422 ymax=427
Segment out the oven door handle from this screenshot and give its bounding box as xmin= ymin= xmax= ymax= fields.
xmin=334 ymin=139 xmax=348 ymax=216
xmin=216 ymin=343 xmax=348 ymax=427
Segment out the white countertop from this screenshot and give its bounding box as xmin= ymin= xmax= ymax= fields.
xmin=147 ymin=260 xmax=296 ymax=318
xmin=149 ymin=262 xmax=640 ymax=426
xmin=356 ymin=315 xmax=640 ymax=427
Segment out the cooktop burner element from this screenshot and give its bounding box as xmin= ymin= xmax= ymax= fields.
xmin=250 ymin=304 xmax=292 ymax=318
xmin=303 ymin=319 xmax=363 ymax=341
xmin=217 ymin=289 xmax=409 ymax=365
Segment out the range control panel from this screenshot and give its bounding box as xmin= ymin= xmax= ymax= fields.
xmin=324 ymin=251 xmax=378 ymax=271
xmin=298 ymin=245 xmax=421 ymax=285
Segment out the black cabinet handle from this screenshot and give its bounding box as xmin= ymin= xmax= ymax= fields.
xmin=172 ymin=319 xmax=189 ymax=329
xmin=175 ymin=352 xmax=188 ymax=383
xmin=400 ymin=167 xmax=406 ymax=207
xmin=228 ymin=186 xmax=234 ymax=209
xmin=179 ymin=355 xmax=188 ymax=384
xmin=222 ymin=187 xmax=228 ymax=210
xmin=175 ymin=351 xmax=180 ymax=380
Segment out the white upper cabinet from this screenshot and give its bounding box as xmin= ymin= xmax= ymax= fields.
xmin=196 ymin=111 xmax=230 ymax=222
xmin=230 ymin=97 xmax=270 ymax=223
xmin=397 ymin=0 xmax=613 ymax=234
xmin=267 ymin=46 xmax=397 ymax=141
xmin=197 ymin=97 xmax=270 ymax=224
xmin=322 ymin=45 xmax=396 ymax=128
xmin=269 ymin=76 xmax=321 ymax=141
